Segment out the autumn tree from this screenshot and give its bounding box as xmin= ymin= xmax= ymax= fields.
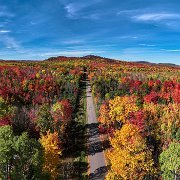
xmin=106 ymin=124 xmax=155 ymax=180
xmin=0 ymin=97 xmax=15 ymax=126
xmin=40 ymin=131 xmax=62 ymax=179
xmin=51 ymin=99 xmax=72 ymax=125
xmin=108 ymin=95 xmax=139 ymax=124
xmin=143 ymin=103 xmax=163 ymax=140
xmin=160 ymin=103 xmax=180 ymax=147
xmin=98 ymin=101 xmax=110 ymax=126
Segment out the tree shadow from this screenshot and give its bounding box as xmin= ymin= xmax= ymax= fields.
xmin=85 ymin=123 xmax=110 ymax=155
xmin=59 ymin=74 xmax=89 ymax=178
xmin=85 ymin=123 xmax=100 ymax=138
xmin=87 ymin=140 xmax=110 ymax=156
xmin=89 ymin=165 xmax=110 ymax=180
xmin=73 ymin=161 xmax=89 ymax=179
xmin=58 ymin=161 xmax=89 ymax=179
xmin=60 ymin=75 xmax=111 ymax=178
xmin=62 ymin=120 xmax=86 ymax=158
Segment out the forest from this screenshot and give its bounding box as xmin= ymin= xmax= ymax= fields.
xmin=0 ymin=56 xmax=179 ymax=179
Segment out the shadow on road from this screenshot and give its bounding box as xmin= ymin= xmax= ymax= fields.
xmin=85 ymin=123 xmax=99 ymax=137
xmin=87 ymin=139 xmax=110 ymax=156
xmin=89 ymin=165 xmax=110 ymax=180
xmin=85 ymin=123 xmax=110 ymax=156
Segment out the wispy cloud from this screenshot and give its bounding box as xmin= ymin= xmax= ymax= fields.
xmin=139 ymin=44 xmax=156 ymax=47
xmin=0 ymin=6 xmax=14 ymax=17
xmin=64 ymin=0 xmax=102 ymax=19
xmin=119 ymin=35 xmax=138 ymax=39
xmin=0 ymin=35 xmax=20 ymax=49
xmin=0 ymin=30 xmax=11 ymax=33
xmin=64 ymin=3 xmax=78 ymax=19
xmin=133 ymin=13 xmax=180 ymax=22
xmin=161 ymin=49 xmax=180 ymax=52
xmin=62 ymin=39 xmax=85 ymax=45
xmin=117 ymin=10 xmax=137 ymax=15
xmin=117 ymin=9 xmax=180 ymax=29
xmin=0 ymin=6 xmax=14 ymax=31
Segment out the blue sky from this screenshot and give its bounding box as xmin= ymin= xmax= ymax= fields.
xmin=0 ymin=0 xmax=180 ymax=64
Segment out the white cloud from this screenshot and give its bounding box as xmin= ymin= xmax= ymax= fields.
xmin=133 ymin=13 xmax=180 ymax=22
xmin=139 ymin=44 xmax=156 ymax=47
xmin=64 ymin=0 xmax=102 ymax=19
xmin=0 ymin=30 xmax=11 ymax=33
xmin=161 ymin=49 xmax=180 ymax=52
xmin=119 ymin=35 xmax=138 ymax=39
xmin=0 ymin=36 xmax=20 ymax=49
xmin=64 ymin=3 xmax=78 ymax=18
xmin=62 ymin=39 xmax=85 ymax=45
xmin=30 ymin=21 xmax=37 ymax=25
xmin=117 ymin=10 xmax=180 ymax=29
xmin=117 ymin=10 xmax=137 ymax=15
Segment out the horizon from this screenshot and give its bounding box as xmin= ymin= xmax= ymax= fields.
xmin=1 ymin=54 xmax=179 ymax=66
xmin=0 ymin=0 xmax=180 ymax=65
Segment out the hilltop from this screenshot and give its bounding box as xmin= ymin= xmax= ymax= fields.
xmin=45 ymin=55 xmax=179 ymax=67
xmin=0 ymin=55 xmax=179 ymax=67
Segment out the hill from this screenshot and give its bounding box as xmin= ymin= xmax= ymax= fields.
xmin=45 ymin=55 xmax=179 ymax=67
xmin=0 ymin=55 xmax=179 ymax=67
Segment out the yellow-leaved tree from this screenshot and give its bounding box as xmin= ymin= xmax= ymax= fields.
xmin=160 ymin=103 xmax=180 ymax=148
xmin=109 ymin=96 xmax=139 ymax=124
xmin=40 ymin=131 xmax=62 ymax=179
xmin=106 ymin=123 xmax=155 ymax=180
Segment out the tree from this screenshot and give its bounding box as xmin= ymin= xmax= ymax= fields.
xmin=108 ymin=96 xmax=139 ymax=124
xmin=36 ymin=104 xmax=54 ymax=134
xmin=51 ymin=100 xmax=72 ymax=125
xmin=0 ymin=125 xmax=14 ymax=179
xmin=160 ymin=104 xmax=180 ymax=147
xmin=159 ymin=142 xmax=180 ymax=180
xmin=0 ymin=97 xmax=15 ymax=126
xmin=12 ymin=132 xmax=43 ymax=179
xmin=51 ymin=100 xmax=73 ymax=136
xmin=0 ymin=125 xmax=43 ymax=179
xmin=40 ymin=131 xmax=62 ymax=179
xmin=106 ymin=124 xmax=155 ymax=180
xmin=98 ymin=101 xmax=110 ymax=125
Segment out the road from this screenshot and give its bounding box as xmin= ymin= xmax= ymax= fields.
xmin=86 ymin=80 xmax=107 ymax=180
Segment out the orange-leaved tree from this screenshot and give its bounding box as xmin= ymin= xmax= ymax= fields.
xmin=98 ymin=101 xmax=111 ymax=126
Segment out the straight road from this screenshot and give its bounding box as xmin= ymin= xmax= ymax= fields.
xmin=86 ymin=80 xmax=107 ymax=180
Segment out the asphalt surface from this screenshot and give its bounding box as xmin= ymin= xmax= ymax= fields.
xmin=86 ymin=80 xmax=107 ymax=180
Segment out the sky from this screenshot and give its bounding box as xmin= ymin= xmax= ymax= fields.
xmin=0 ymin=0 xmax=180 ymax=64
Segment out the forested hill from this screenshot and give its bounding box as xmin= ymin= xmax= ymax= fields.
xmin=45 ymin=55 xmax=179 ymax=67
xmin=0 ymin=55 xmax=179 ymax=69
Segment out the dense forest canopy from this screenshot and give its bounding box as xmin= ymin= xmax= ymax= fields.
xmin=0 ymin=56 xmax=179 ymax=179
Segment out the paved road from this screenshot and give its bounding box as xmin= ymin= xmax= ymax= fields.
xmin=86 ymin=80 xmax=107 ymax=180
